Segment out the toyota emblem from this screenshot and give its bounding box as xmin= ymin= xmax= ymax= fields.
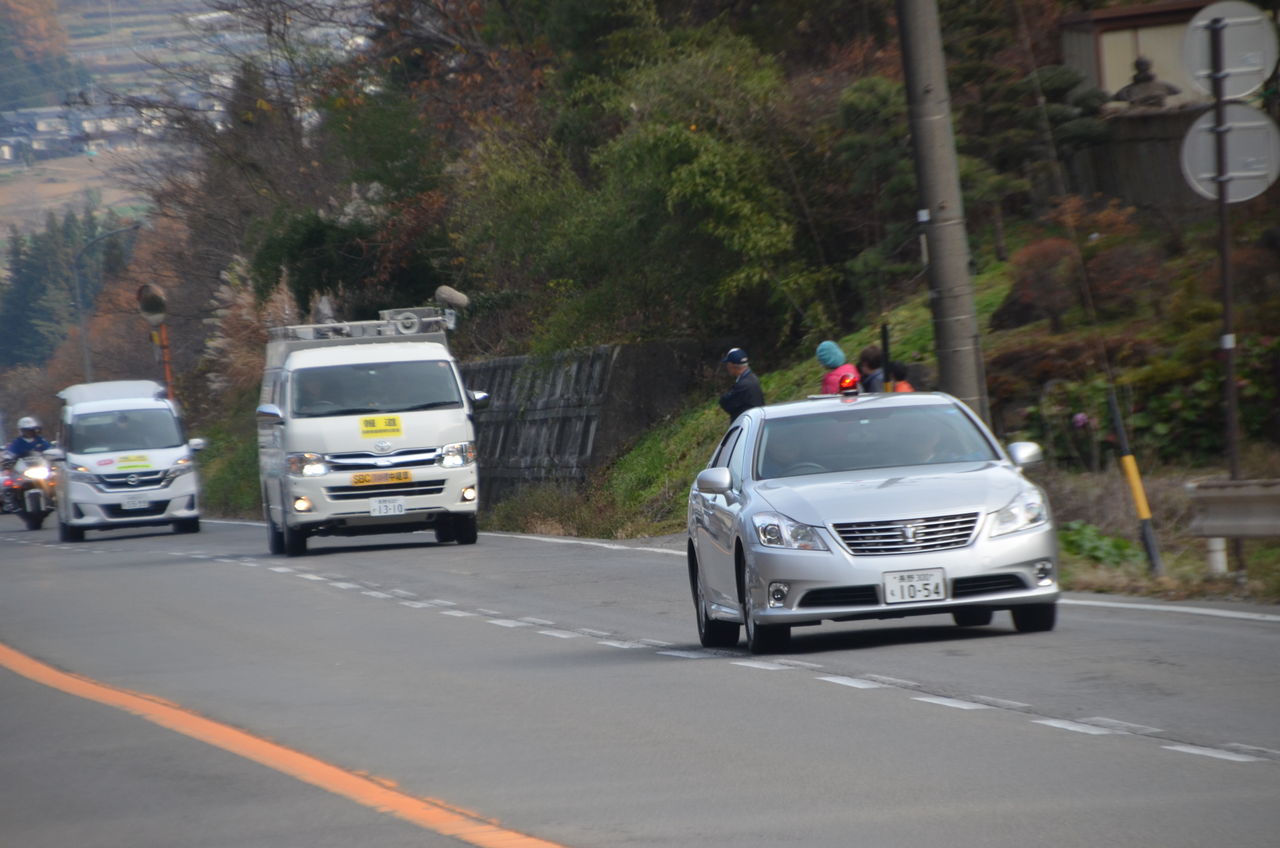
xmin=900 ymin=522 xmax=921 ymax=543
xmin=374 ymin=440 xmax=393 ymax=454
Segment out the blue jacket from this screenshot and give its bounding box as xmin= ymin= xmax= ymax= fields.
xmin=5 ymin=435 xmax=52 ymax=459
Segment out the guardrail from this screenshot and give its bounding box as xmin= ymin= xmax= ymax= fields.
xmin=1186 ymin=479 xmax=1280 ymax=538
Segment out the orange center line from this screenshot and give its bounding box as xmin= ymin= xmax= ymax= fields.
xmin=0 ymin=642 xmax=571 ymax=848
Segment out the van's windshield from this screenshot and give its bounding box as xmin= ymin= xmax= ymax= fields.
xmin=69 ymin=409 xmax=185 ymax=453
xmin=291 ymin=360 xmax=463 ymax=418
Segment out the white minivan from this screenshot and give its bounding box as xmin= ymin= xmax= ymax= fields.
xmin=256 ymin=307 xmax=488 ymax=556
xmin=50 ymin=380 xmax=206 ymax=541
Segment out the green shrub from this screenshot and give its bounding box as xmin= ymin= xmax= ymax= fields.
xmin=1059 ymin=520 xmax=1143 ymax=566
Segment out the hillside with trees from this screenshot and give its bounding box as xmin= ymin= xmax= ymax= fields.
xmin=0 ymin=0 xmax=1278 ymax=589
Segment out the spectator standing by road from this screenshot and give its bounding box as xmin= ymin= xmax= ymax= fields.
xmin=719 ymin=348 xmax=764 ymax=421
xmin=888 ymin=361 xmax=915 ymax=392
xmin=857 ymin=345 xmax=885 ymax=392
xmin=816 ymin=340 xmax=859 ymax=394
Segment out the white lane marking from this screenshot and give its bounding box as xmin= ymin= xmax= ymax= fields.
xmin=238 ymin=561 xmax=260 ymax=567
xmin=482 ymin=531 xmax=683 ymax=557
xmin=1226 ymin=743 xmax=1280 ymax=757
xmin=1033 ymin=719 xmax=1117 ymax=735
xmin=862 ymin=674 xmax=920 ymax=688
xmin=639 ymin=638 xmax=672 ymax=647
xmin=732 ymin=660 xmax=792 ymax=670
xmin=440 ymin=610 xmax=478 ymax=618
xmin=970 ymin=696 xmax=1031 ymax=710
xmin=539 ymin=629 xmax=584 ymax=639
xmin=330 ymin=582 xmax=361 ymax=589
xmin=658 ymin=649 xmax=721 ymax=659
xmin=489 ymin=619 xmax=531 ymax=628
xmin=577 ymin=628 xmax=611 ymax=638
xmin=600 ymin=640 xmax=649 ymax=649
xmin=400 ymin=601 xmax=436 ymax=609
xmin=476 ymin=608 xmax=504 ymax=616
xmin=817 ymin=676 xmax=885 ymax=689
xmin=215 ymin=558 xmax=238 ymax=563
xmin=427 ymin=599 xmax=456 ymax=607
xmin=296 ymin=573 xmax=327 ymax=581
xmin=1163 ymin=745 xmax=1262 ymax=763
xmin=389 ymin=589 xmax=418 ymax=599
xmin=1082 ymin=717 xmax=1161 ymax=734
xmin=268 ymin=566 xmax=294 ymax=573
xmin=775 ymin=659 xmax=823 ymax=670
xmin=914 ymin=696 xmax=991 ymax=710
xmin=1061 ymin=598 xmax=1280 ymax=623
xmin=520 ymin=617 xmax=556 ymax=626
xmin=362 ymin=591 xmax=393 ymax=600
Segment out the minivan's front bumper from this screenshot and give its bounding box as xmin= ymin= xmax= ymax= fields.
xmin=281 ymin=464 xmax=478 ymax=535
xmin=62 ymin=474 xmax=201 ymax=529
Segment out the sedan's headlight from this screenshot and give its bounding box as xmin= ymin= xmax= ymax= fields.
xmin=989 ymin=487 xmax=1048 ymax=537
xmin=286 ymin=452 xmax=329 ymax=476
xmin=753 ymin=512 xmax=829 ymax=551
xmin=440 ymin=441 xmax=476 ymax=468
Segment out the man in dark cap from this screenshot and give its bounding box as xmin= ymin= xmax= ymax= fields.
xmin=718 ymin=347 xmax=765 ymax=421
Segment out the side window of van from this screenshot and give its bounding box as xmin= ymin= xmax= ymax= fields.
xmin=260 ymin=369 xmax=280 ymax=406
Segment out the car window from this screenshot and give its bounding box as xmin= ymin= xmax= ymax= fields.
xmin=727 ymin=424 xmax=749 ymax=490
xmin=69 ymin=409 xmax=185 ymax=453
xmin=291 ymin=360 xmax=463 ymax=418
xmin=755 ymin=404 xmax=998 ymax=479
xmin=709 ymin=427 xmax=741 ymax=468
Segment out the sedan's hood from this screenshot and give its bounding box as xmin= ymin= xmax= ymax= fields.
xmin=753 ymin=463 xmax=1028 ymax=525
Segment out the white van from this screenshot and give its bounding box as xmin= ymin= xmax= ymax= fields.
xmin=256 ymin=307 xmax=488 ymax=556
xmin=49 ymin=380 xmax=206 ymax=541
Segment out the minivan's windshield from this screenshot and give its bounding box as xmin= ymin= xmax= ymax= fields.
xmin=755 ymin=405 xmax=998 ymax=480
xmin=291 ymin=360 xmax=463 ymax=418
xmin=69 ymin=409 xmax=185 ymax=453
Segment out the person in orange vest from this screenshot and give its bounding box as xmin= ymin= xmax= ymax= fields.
xmin=888 ymin=361 xmax=915 ymax=392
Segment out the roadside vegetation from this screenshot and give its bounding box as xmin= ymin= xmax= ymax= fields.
xmin=1 ymin=1 xmax=1277 ymax=601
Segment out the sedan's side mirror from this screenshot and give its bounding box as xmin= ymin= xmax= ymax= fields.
xmin=1007 ymin=441 xmax=1043 ymax=467
xmin=256 ymin=403 xmax=284 ymax=425
xmin=189 ymin=437 xmax=208 ymax=452
xmin=468 ymin=390 xmax=491 ymax=410
xmin=695 ymin=467 xmax=732 ymax=495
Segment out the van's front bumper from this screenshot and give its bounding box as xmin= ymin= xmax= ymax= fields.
xmin=281 ymin=465 xmax=477 ymax=535
xmin=62 ymin=474 xmax=201 ymax=529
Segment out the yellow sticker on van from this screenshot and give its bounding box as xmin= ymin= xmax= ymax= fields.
xmin=117 ymin=454 xmax=153 ymax=469
xmin=360 ymin=416 xmax=402 ymax=438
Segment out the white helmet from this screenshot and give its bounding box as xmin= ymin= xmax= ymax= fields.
xmin=17 ymin=416 xmax=40 ymax=430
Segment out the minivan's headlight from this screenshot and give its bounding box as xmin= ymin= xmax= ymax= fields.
xmin=67 ymin=465 xmax=97 ymax=483
xmin=164 ymin=458 xmax=195 ymax=482
xmin=440 ymin=441 xmax=476 ymax=468
xmin=989 ymin=487 xmax=1048 ymax=537
xmin=753 ymin=512 xmax=829 ymax=551
xmin=286 ymin=452 xmax=329 ymax=476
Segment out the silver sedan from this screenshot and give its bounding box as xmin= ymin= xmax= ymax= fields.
xmin=687 ymin=392 xmax=1059 ymax=653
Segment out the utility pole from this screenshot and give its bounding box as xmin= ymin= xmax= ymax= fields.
xmin=896 ymin=0 xmax=989 ymax=422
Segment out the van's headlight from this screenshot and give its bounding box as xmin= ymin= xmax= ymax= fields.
xmin=286 ymin=452 xmax=329 ymax=476
xmin=989 ymin=487 xmax=1048 ymax=537
xmin=753 ymin=512 xmax=829 ymax=551
xmin=67 ymin=465 xmax=97 ymax=483
xmin=164 ymin=457 xmax=195 ymax=482
xmin=440 ymin=441 xmax=476 ymax=468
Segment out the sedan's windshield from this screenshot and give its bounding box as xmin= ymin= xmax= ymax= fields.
xmin=755 ymin=405 xmax=998 ymax=480
xmin=69 ymin=409 xmax=184 ymax=453
xmin=291 ymin=360 xmax=462 ymax=418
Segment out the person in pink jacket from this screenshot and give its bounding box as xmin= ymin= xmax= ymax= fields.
xmin=816 ymin=340 xmax=859 ymax=394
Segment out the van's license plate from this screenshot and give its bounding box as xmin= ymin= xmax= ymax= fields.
xmin=883 ymin=568 xmax=946 ymax=604
xmin=120 ymin=494 xmax=149 ymax=510
xmin=370 ymin=497 xmax=405 ymax=516
xmin=351 ymin=470 xmax=411 ymax=486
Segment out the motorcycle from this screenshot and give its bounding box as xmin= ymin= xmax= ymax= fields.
xmin=2 ymin=453 xmax=57 ymax=530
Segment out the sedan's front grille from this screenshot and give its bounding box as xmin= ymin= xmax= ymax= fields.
xmin=798 ymin=585 xmax=880 ymax=608
xmin=326 ymin=479 xmax=447 ymax=500
xmin=832 ymin=513 xmax=979 ymax=555
xmin=952 ymin=574 xmax=1027 ymax=597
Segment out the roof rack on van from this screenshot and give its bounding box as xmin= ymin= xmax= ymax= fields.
xmin=266 ymin=306 xmax=454 ymax=343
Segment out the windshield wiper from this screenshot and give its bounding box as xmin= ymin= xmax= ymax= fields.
xmin=398 ymin=400 xmax=461 ymax=411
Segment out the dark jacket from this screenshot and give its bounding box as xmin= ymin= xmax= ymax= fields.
xmin=720 ymin=369 xmax=764 ymax=421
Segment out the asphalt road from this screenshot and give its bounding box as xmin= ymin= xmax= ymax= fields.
xmin=1 ymin=518 xmax=1278 ymax=847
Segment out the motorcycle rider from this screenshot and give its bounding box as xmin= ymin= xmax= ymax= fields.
xmin=2 ymin=417 xmax=52 ymax=512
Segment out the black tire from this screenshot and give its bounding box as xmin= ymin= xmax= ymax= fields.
xmin=267 ymin=517 xmax=284 ymax=555
xmin=23 ymin=511 xmax=46 ymax=530
xmin=59 ymin=520 xmax=84 ymax=542
xmin=453 ymin=514 xmax=478 ymax=545
xmin=434 ymin=520 xmax=457 ymax=544
xmin=689 ymin=547 xmax=740 ymax=648
xmin=953 ymin=607 xmax=994 ymax=627
xmin=742 ymin=576 xmax=790 ymax=654
xmin=283 ymin=523 xmax=308 ymax=557
xmin=1011 ymin=603 xmax=1057 ymax=633
xmin=173 ymin=517 xmax=200 ymax=534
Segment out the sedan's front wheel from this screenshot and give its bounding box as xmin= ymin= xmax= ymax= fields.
xmin=690 ymin=549 xmax=739 ymax=648
xmin=742 ymin=579 xmax=789 ymax=654
xmin=1011 ymin=603 xmax=1057 ymax=632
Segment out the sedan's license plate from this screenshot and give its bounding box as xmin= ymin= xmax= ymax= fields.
xmin=369 ymin=497 xmax=405 ymax=516
xmin=883 ymin=568 xmax=947 ymax=604
xmin=120 ymin=494 xmax=149 ymax=510
xmin=351 ymin=470 xmax=411 ymax=486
